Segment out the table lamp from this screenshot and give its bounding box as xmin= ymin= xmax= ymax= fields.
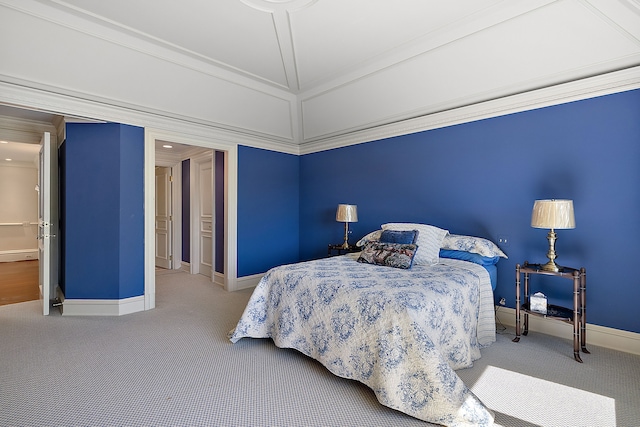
xmin=336 ymin=204 xmax=358 ymax=249
xmin=531 ymin=199 xmax=575 ymax=272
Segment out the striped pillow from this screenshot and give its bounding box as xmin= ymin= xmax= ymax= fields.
xmin=382 ymin=223 xmax=448 ymax=265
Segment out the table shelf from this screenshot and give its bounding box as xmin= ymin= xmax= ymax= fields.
xmin=521 ymin=302 xmax=575 ymax=323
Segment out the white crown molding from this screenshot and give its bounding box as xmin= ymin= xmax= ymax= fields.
xmin=299 ymin=65 xmax=640 ymax=155
xmin=0 ymin=79 xmax=301 ymax=155
xmin=1 ymin=66 xmax=638 ymax=158
xmin=0 ymin=71 xmax=296 ymax=143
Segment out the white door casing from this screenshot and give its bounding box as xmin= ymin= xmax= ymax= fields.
xmin=197 ymin=154 xmax=214 ymax=279
xmin=38 ymin=132 xmax=58 ymax=315
xmin=144 ymin=128 xmax=237 ymax=303
xmin=190 ymin=152 xmax=215 ymax=279
xmin=155 ymin=166 xmax=172 ymax=269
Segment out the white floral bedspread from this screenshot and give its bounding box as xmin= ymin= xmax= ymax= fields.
xmin=229 ymin=255 xmax=496 ymax=426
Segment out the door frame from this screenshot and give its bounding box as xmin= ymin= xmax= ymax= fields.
xmin=144 ymin=128 xmax=238 ymax=311
xmin=38 ymin=131 xmax=59 ymax=315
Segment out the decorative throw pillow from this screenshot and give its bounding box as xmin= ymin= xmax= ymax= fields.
xmin=356 ymin=229 xmax=382 ymax=247
xmin=379 ymin=229 xmax=419 ymax=245
xmin=357 ymin=241 xmax=418 ymax=269
xmin=441 ymin=234 xmax=508 ymax=258
xmin=382 ymin=223 xmax=448 ymax=265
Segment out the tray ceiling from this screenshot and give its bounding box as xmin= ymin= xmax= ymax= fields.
xmin=37 ymin=0 xmax=640 ymax=94
xmin=1 ymin=0 xmax=640 ymax=148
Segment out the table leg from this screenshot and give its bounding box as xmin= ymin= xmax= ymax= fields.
xmin=513 ymin=264 xmax=521 ymax=342
xmin=573 ymin=271 xmax=582 ymax=363
xmin=523 ymin=271 xmax=529 ymax=336
xmin=580 ymin=267 xmax=590 ymax=354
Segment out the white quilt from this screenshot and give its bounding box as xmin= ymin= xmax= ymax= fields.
xmin=229 ymin=254 xmax=496 ymax=426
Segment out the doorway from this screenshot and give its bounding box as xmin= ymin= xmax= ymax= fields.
xmin=153 ymin=140 xmax=222 ymax=284
xmin=0 ymin=141 xmax=43 ymax=307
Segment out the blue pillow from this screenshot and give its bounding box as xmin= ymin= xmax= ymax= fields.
xmin=439 ymin=249 xmax=500 ymax=266
xmin=380 ymin=229 xmax=419 ymax=245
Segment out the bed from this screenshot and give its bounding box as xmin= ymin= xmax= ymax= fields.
xmin=229 ymin=224 xmax=506 ymax=426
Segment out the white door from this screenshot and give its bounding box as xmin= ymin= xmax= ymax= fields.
xmin=155 ymin=166 xmax=172 ymax=269
xmin=38 ymin=132 xmax=58 ymax=315
xmin=198 ymin=156 xmax=213 ymax=278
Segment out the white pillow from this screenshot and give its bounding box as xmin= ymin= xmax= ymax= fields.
xmin=356 ymin=229 xmax=382 ymax=247
xmin=381 ymin=223 xmax=448 ymax=265
xmin=441 ymin=234 xmax=508 ymax=258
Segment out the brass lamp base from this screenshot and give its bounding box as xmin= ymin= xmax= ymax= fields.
xmin=540 ymin=260 xmax=561 ymax=272
xmin=540 ymin=229 xmax=562 ymax=272
xmin=341 ymin=222 xmax=351 ymax=249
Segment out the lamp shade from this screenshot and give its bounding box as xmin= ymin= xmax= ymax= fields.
xmin=531 ymin=199 xmax=575 ymax=230
xmin=336 ymin=204 xmax=358 ymax=222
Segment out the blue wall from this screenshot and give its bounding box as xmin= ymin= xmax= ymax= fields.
xmin=296 ymin=89 xmax=640 ymax=334
xmin=182 ymin=159 xmax=190 ymax=263
xmin=237 ymin=145 xmax=300 ymax=277
xmin=215 ymin=151 xmax=225 ymax=274
xmin=62 ymin=123 xmax=144 ymax=299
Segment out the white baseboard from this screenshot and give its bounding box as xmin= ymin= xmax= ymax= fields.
xmin=0 ymin=249 xmax=38 ymax=263
xmin=60 ymin=294 xmax=145 ymax=316
xmin=180 ymin=261 xmax=190 ymax=273
xmin=213 ymin=271 xmax=226 ymax=288
xmin=495 ymin=306 xmax=640 ymax=356
xmin=236 ymin=273 xmax=262 ymax=291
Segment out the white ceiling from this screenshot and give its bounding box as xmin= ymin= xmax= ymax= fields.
xmin=1 ymin=0 xmax=639 ymax=151
xmin=0 ymin=105 xmax=55 ymax=165
xmin=0 ymin=140 xmax=40 ymax=164
xmin=38 ymin=0 xmax=640 ymax=95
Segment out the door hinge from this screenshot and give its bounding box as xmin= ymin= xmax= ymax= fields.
xmin=169 ymin=175 xmax=174 ymax=182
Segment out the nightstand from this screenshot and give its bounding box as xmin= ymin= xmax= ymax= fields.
xmin=327 ymin=244 xmax=359 ymax=256
xmin=513 ymin=261 xmax=589 ymax=362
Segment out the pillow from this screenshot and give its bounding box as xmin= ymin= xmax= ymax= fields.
xmin=379 ymin=229 xmax=419 ymax=245
xmin=382 ymin=223 xmax=448 ymax=265
xmin=356 ymin=229 xmax=382 ymax=247
xmin=357 ymin=241 xmax=418 ymax=269
xmin=441 ymin=234 xmax=508 ymax=259
xmin=439 ymin=249 xmax=500 ymax=266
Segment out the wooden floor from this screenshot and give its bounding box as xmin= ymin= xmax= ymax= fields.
xmin=0 ymin=260 xmax=39 ymax=306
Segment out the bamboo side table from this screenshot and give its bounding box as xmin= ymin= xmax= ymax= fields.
xmin=513 ymin=261 xmax=589 ymax=362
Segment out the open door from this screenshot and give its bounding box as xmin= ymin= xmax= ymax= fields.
xmin=155 ymin=166 xmax=172 ymax=269
xmin=38 ymin=132 xmax=59 ymax=315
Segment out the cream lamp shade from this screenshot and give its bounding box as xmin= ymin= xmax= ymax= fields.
xmin=531 ymin=199 xmax=575 ymax=230
xmin=336 ymin=204 xmax=358 ymax=223
xmin=531 ymin=199 xmax=575 ymax=272
xmin=336 ymin=204 xmax=357 ymax=249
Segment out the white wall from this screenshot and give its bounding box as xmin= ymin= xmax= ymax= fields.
xmin=0 ymin=162 xmax=38 ymax=260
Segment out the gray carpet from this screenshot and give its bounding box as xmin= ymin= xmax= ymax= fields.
xmin=1 ymin=270 xmax=638 ymax=427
